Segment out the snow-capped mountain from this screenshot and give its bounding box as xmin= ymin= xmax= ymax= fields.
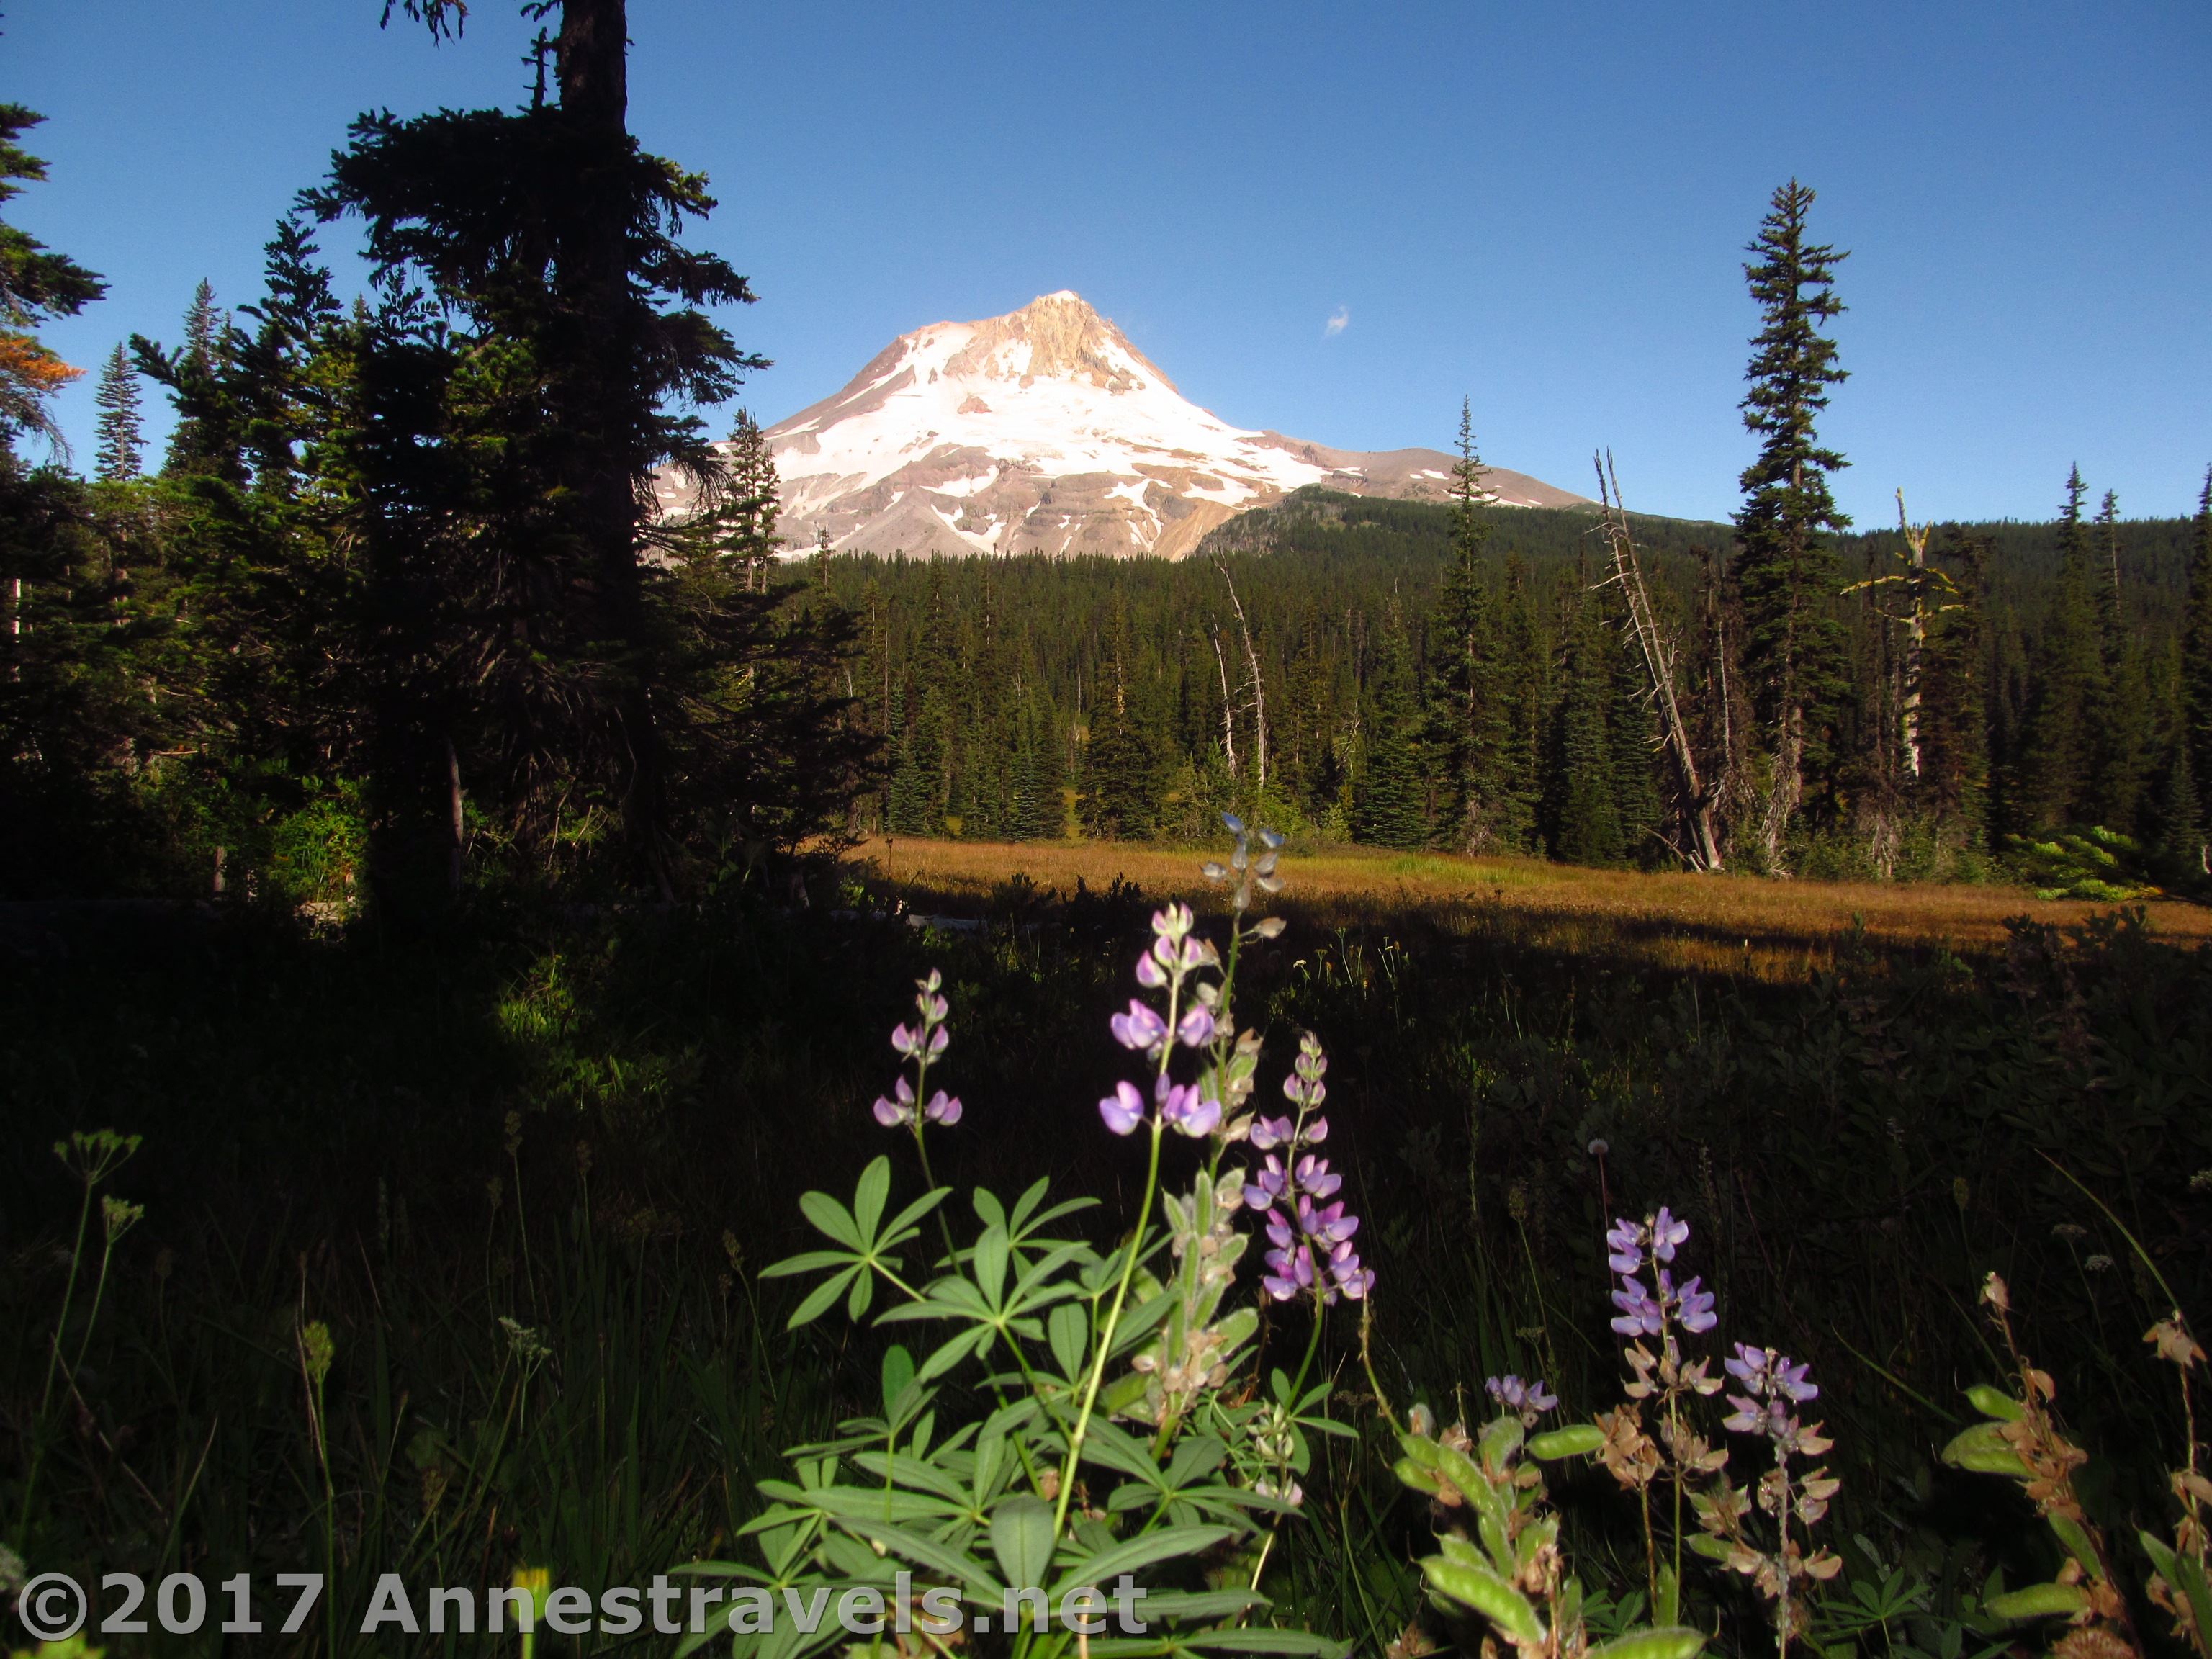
xmin=664 ymin=292 xmax=1588 ymax=559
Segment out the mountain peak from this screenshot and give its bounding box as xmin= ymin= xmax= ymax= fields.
xmin=944 ymin=290 xmax=1169 ymax=395
xmin=682 ymin=297 xmax=1591 ymax=560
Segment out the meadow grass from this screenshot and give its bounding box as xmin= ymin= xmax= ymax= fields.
xmin=1 ymin=866 xmax=2206 ymax=1655
xmin=857 ymin=834 xmax=2212 ymax=979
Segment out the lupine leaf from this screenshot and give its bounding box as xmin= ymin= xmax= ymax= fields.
xmin=991 ymin=1494 xmax=1056 ymax=1590
xmin=787 ymin=1267 xmax=858 ymax=1328
xmin=853 ymin=1156 xmax=891 ymax=1238
xmin=1053 ymin=1524 xmax=1235 ymax=1595
xmin=796 ymin=1190 xmax=861 ymax=1249
xmin=1048 ymin=1302 xmax=1088 ymax=1378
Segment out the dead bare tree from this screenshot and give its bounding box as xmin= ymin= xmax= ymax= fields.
xmin=1591 ymin=452 xmax=1724 ymax=871
xmin=1210 ymin=626 xmax=1239 ymax=779
xmin=1843 ymin=490 xmax=1961 ymax=783
xmin=1216 ymin=561 xmax=1267 ymax=794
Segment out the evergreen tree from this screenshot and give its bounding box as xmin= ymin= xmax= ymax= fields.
xmin=0 ymin=106 xmax=104 ymax=458
xmin=1083 ymin=656 xmax=1156 ymax=838
xmin=1607 ymin=606 xmax=1663 ymax=860
xmin=1732 ymin=180 xmax=1851 ymax=866
xmin=2183 ymin=467 xmax=2212 ymax=800
xmin=1918 ymin=529 xmax=1990 ymax=840
xmin=2018 ymin=467 xmax=2108 ymax=830
xmin=91 ymin=344 xmax=143 ymax=480
xmin=336 ymin=0 xmax=768 ymax=894
xmin=153 ymin=279 xmax=234 ymax=477
xmin=1355 ymin=607 xmax=1428 ymax=849
xmin=1495 ymin=552 xmax=1543 ymax=851
xmin=1544 ymin=578 xmax=1624 ymax=865
xmin=1424 ymin=400 xmax=1519 ymax=850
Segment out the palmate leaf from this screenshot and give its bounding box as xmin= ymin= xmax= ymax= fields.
xmin=1054 ymin=1524 xmax=1236 ymax=1598
xmin=760 ymin=1158 xmax=950 ymax=1328
xmin=992 ymin=1494 xmax=1056 ymax=1590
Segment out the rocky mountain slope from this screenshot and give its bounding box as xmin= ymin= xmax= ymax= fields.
xmin=661 ymin=291 xmax=1588 ymax=559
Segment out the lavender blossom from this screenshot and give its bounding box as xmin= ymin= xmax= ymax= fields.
xmin=876 ymin=970 xmax=960 ymax=1136
xmin=1606 ymin=1210 xmax=1716 ymax=1342
xmin=873 ymin=1076 xmax=917 ymax=1128
xmin=1249 ymin=1115 xmax=1295 ymax=1151
xmin=1177 ymin=1005 xmax=1216 ymax=1048
xmin=1157 ymin=1078 xmax=1222 ymax=1138
xmin=1110 ymin=999 xmax=1169 ymax=1054
xmin=1485 ymin=1374 xmax=1560 ymax=1421
xmin=1721 ymin=1344 xmax=1822 ymax=1444
xmin=1099 ymin=1081 xmax=1145 ymax=1136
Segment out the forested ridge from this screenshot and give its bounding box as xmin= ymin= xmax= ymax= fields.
xmin=830 ymin=477 xmax=2212 ymax=888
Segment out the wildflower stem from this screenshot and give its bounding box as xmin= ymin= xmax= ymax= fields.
xmin=1055 ymin=1114 xmax=1165 ymax=1542
xmin=1357 ymin=1303 xmax=1401 ymax=1433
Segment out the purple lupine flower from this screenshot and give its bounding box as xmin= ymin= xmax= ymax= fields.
xmin=1244 ymin=1155 xmax=1290 ymax=1211
xmin=1294 ymin=1154 xmax=1341 ymax=1200
xmin=1151 ymin=902 xmax=1195 ymax=941
xmin=1099 ymin=1081 xmax=1145 ymax=1136
xmin=873 ymin=1075 xmax=917 ymax=1127
xmin=1485 ymin=1375 xmax=1560 ymax=1416
xmin=927 ymin=1022 xmax=948 ymax=1056
xmin=1677 ymin=1274 xmax=1717 ymax=1334
xmin=1135 ymin=951 xmax=1167 ymax=989
xmin=1721 ymin=1344 xmax=1820 ymax=1441
xmin=1611 ymin=1277 xmax=1664 ymax=1337
xmin=1177 ymin=1005 xmax=1216 ymax=1048
xmin=924 ymin=1089 xmax=961 ymax=1126
xmin=1606 ymin=1216 xmax=1645 ymax=1276
xmin=1157 ymin=1079 xmax=1220 ymax=1138
xmin=1110 ymin=999 xmax=1168 ymax=1053
xmin=1250 ymin=1115 xmax=1295 ymax=1151
xmin=891 ymin=1022 xmax=922 ymax=1058
xmin=1326 ymin=1240 xmax=1375 ymax=1300
xmin=1262 ymin=1241 xmax=1314 ymax=1301
xmin=1301 ymin=1115 xmax=1329 ymax=1143
xmin=1300 ymin=1197 xmax=1359 ymax=1246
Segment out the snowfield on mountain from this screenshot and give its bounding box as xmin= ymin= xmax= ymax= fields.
xmin=655 ymin=291 xmax=1587 ymax=559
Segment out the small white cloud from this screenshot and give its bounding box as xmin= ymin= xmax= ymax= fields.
xmin=1323 ymin=305 xmax=1350 ymax=338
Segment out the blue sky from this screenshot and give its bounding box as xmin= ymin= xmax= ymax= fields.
xmin=11 ymin=0 xmax=2209 ymax=523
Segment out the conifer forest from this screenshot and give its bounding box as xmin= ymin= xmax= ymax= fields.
xmin=4 ymin=6 xmax=2211 ymax=1659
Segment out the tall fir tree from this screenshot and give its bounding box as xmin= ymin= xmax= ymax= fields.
xmin=2182 ymin=466 xmax=2212 ymax=804
xmin=1544 ymin=577 xmax=1624 ymax=865
xmin=91 ymin=343 xmax=143 ymax=480
xmin=1425 ymin=399 xmax=1518 ymax=850
xmin=1732 ymin=179 xmax=1851 ymax=868
xmin=1354 ymin=607 xmax=1429 ymax=850
xmin=0 ymin=104 xmax=106 ymax=452
xmin=1918 ymin=529 xmax=1990 ymax=842
xmin=2018 ymin=467 xmax=2108 ymax=830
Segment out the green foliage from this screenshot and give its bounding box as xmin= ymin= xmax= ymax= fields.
xmin=2001 ymin=825 xmax=2162 ymax=901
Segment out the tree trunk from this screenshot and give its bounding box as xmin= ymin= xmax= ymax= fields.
xmin=552 ymin=0 xmax=672 ymax=895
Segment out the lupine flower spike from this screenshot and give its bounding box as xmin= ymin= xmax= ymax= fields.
xmin=873 ymin=968 xmax=962 ymax=1130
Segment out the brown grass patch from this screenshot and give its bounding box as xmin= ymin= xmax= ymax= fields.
xmin=848 ymin=835 xmax=2212 ymax=980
